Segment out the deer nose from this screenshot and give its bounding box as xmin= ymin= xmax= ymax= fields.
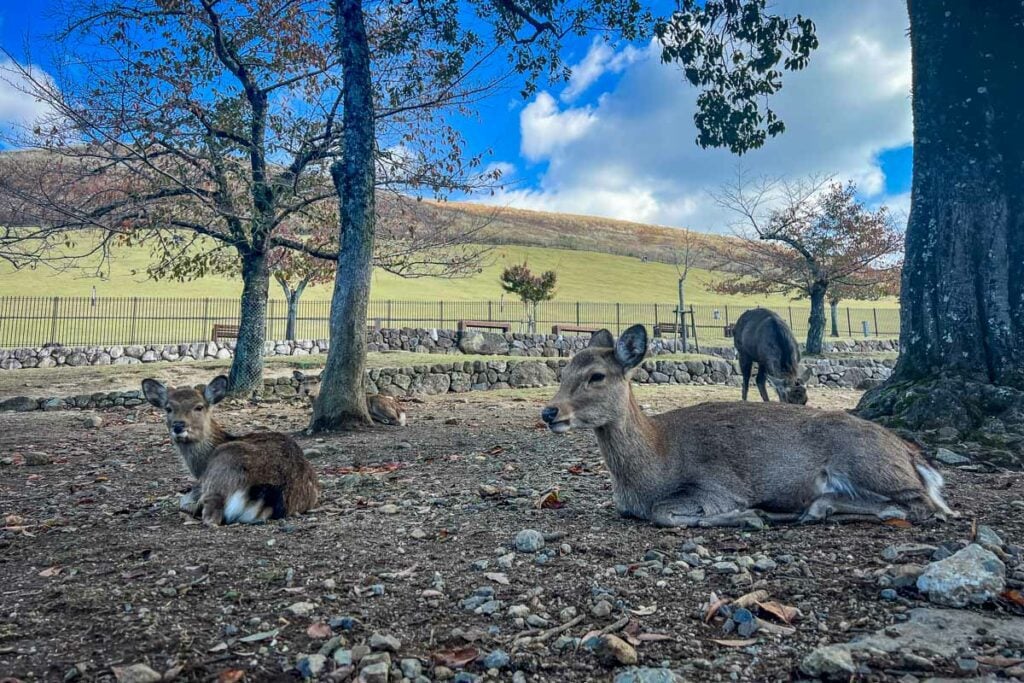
xmin=541 ymin=407 xmax=559 ymax=424
xmin=172 ymin=421 xmax=186 ymax=434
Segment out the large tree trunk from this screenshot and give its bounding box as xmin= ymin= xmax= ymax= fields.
xmin=227 ymin=249 xmax=270 ymax=396
xmin=805 ymin=284 xmax=826 ymax=355
xmin=309 ymin=0 xmax=375 ymax=432
xmin=829 ymin=300 xmax=840 ymax=338
xmin=858 ymin=1 xmax=1024 ymax=465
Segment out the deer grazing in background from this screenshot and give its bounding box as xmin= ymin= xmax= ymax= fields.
xmin=142 ymin=375 xmax=319 ymax=526
xmin=541 ymin=325 xmax=955 ymax=528
xmin=292 ymin=370 xmax=407 ymax=426
xmin=733 ymin=308 xmax=812 ymax=404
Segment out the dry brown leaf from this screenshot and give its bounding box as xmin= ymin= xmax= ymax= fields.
xmin=432 ymin=646 xmax=479 ymax=668
xmin=4 ymin=514 xmax=24 ymax=526
xmin=710 ymin=638 xmax=758 ymax=647
xmin=38 ymin=566 xmax=61 ymax=578
xmin=704 ymin=597 xmax=730 ymax=623
xmin=733 ymin=590 xmax=770 ymax=609
xmin=217 ymin=670 xmax=246 ymax=683
xmin=976 ymin=655 xmax=1024 ymax=668
xmin=534 ymin=488 xmax=566 ymax=510
xmin=306 ymin=622 xmax=332 ymax=639
xmin=756 ymin=600 xmax=800 ymax=624
xmin=1000 ymin=590 xmax=1024 ymax=607
xmin=884 ymin=518 xmax=913 ymax=528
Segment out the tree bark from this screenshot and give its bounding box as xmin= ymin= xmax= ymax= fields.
xmin=829 ymin=300 xmax=840 ymax=338
xmin=677 ymin=277 xmax=688 ymax=350
xmin=889 ymin=0 xmax=1023 ymax=387
xmin=309 ymin=0 xmax=375 ymax=431
xmin=227 ymin=249 xmax=270 ymax=396
xmin=276 ymin=275 xmax=309 ymax=341
xmin=858 ymin=1 xmax=1024 ymax=462
xmin=805 ymin=283 xmax=826 ymax=355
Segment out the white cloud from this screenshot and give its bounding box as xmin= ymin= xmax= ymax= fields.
xmin=561 ymin=38 xmax=643 ymax=102
xmin=0 ymin=58 xmax=58 ymax=141
xmin=519 ymin=92 xmax=597 ymax=162
xmin=477 ymin=0 xmax=913 ymax=233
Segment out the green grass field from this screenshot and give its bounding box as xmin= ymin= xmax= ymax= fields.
xmin=0 ymin=242 xmax=898 ymax=309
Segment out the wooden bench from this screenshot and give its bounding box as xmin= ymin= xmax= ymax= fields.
xmin=652 ymin=323 xmax=680 ymax=337
xmin=211 ymin=323 xmax=240 ymax=341
xmin=551 ymin=324 xmax=599 ymax=336
xmin=457 ymin=320 xmax=511 ymax=333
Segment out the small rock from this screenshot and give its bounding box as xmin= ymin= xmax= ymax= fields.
xmin=351 ymin=644 xmax=371 ymax=662
xmin=711 ymin=561 xmax=739 ymax=575
xmin=515 ymin=529 xmax=545 ymax=553
xmin=687 ymin=569 xmax=706 ymax=582
xmin=295 ymin=654 xmax=327 ymax=678
xmin=333 ymin=649 xmax=353 ymax=666
xmin=934 ymin=448 xmax=970 ymax=465
xmin=286 ymin=601 xmax=316 ymax=617
xmin=84 ymin=415 xmax=103 ymax=428
xmin=753 ymin=558 xmax=777 ymax=572
xmin=591 ymin=600 xmax=613 ymax=618
xmin=916 ymin=544 xmax=1006 ymax=607
xmin=560 ymin=607 xmax=578 ymax=622
xmin=111 ymin=664 xmax=162 ymax=683
xmin=483 ymin=650 xmax=510 ymax=669
xmin=397 ymin=441 xmax=413 ymax=450
xmin=613 ymin=667 xmax=683 ymax=683
xmin=882 ymin=544 xmax=938 ymax=562
xmin=369 ymin=632 xmax=400 ymax=652
xmin=801 ymin=645 xmax=856 ymax=678
xmin=24 ymin=451 xmax=51 ymax=466
xmin=497 ymin=552 xmax=515 ymax=569
xmin=410 ymin=527 xmax=427 ymax=539
xmin=358 ymin=661 xmax=389 ymax=683
xmin=594 ymin=634 xmax=638 ymax=666
xmin=329 ymin=616 xmax=359 ymax=631
xmin=378 ymin=504 xmax=400 ymax=514
xmin=880 ymin=589 xmax=898 ymax=601
xmin=400 ymin=658 xmax=423 ymax=679
xmin=974 ymin=525 xmax=1004 ymax=550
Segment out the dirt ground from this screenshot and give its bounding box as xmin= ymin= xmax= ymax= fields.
xmin=1 ymin=384 xmax=1022 ymax=683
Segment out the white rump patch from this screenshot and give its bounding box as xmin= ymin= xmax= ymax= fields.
xmin=224 ymin=490 xmax=265 ymax=524
xmin=398 ymin=411 xmax=407 ymax=427
xmin=916 ymin=464 xmax=955 ymax=516
xmin=821 ymin=471 xmax=885 ymax=502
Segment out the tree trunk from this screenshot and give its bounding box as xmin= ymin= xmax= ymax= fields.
xmin=227 ymin=249 xmax=270 ymax=396
xmin=309 ymin=0 xmax=375 ymax=432
xmin=677 ymin=277 xmax=688 ymax=351
xmin=830 ymin=300 xmax=840 ymax=337
xmin=858 ymin=1 xmax=1024 ymax=462
xmin=805 ymin=284 xmax=826 ymax=355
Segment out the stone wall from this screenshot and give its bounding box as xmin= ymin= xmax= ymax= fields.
xmin=0 ymin=356 xmax=896 ymax=412
xmin=0 ymin=328 xmax=899 ymax=370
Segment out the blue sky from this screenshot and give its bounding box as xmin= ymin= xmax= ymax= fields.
xmin=0 ymin=1 xmax=913 ymax=233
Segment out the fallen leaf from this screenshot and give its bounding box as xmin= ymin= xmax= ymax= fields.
xmin=484 ymin=572 xmax=510 ymax=586
xmin=976 ymin=656 xmax=1024 ymax=668
xmin=217 ymin=670 xmax=246 ymax=683
xmin=756 ymin=601 xmax=801 ymax=624
xmin=238 ymin=629 xmax=279 ymax=643
xmin=4 ymin=514 xmax=24 ymax=526
xmin=38 ymin=566 xmax=61 ymax=578
xmin=629 ymin=605 xmax=657 ymax=616
xmin=485 ymin=445 xmax=505 ymax=456
xmin=535 ymin=488 xmax=566 ymax=510
xmin=710 ymin=638 xmax=758 ymax=648
xmin=733 ymin=590 xmax=770 ymax=609
xmin=704 ymin=597 xmax=730 ymax=623
xmin=567 ymin=464 xmax=585 ymax=475
xmin=431 ymin=646 xmax=478 ymax=668
xmin=306 ymin=622 xmax=332 ymax=639
xmin=754 ymin=617 xmax=796 ymax=636
xmin=208 ymin=642 xmax=229 ymax=653
xmin=1000 ymin=590 xmax=1024 ymax=608
xmin=637 ymin=633 xmax=673 ymax=642
xmin=884 ymin=518 xmax=913 ymax=528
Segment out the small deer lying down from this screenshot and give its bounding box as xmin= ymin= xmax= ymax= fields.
xmin=142 ymin=375 xmax=320 ymax=526
xmin=541 ymin=325 xmax=955 ymax=528
xmin=292 ymin=370 xmax=407 ymax=426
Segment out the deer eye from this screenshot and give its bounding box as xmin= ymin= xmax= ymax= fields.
xmin=165 ymin=406 xmax=172 ymax=414
xmin=589 ymin=372 xmax=606 ymax=383
xmin=194 ymin=405 xmax=204 ymax=412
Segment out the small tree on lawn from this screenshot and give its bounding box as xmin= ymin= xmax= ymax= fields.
xmin=827 ymin=267 xmax=901 ymax=338
xmin=500 ymin=262 xmax=556 ymax=333
xmin=713 ymin=175 xmax=903 ymax=354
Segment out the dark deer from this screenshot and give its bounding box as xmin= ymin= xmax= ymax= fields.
xmin=541 ymin=325 xmax=954 ymax=528
xmin=142 ymin=375 xmax=320 ymax=526
xmin=733 ymin=308 xmax=812 ymax=404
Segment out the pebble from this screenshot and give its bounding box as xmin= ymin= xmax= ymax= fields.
xmin=351 ymin=644 xmax=371 ymax=662
xmin=379 ymin=503 xmax=400 ymax=514
xmin=295 ymin=654 xmax=327 ymax=678
xmin=24 ymin=451 xmax=51 ymax=466
xmin=515 ymin=529 xmax=545 ymax=553
xmin=801 ymin=645 xmax=856 ymax=678
xmin=614 ymin=668 xmax=683 ymax=683
xmin=497 ymin=552 xmax=515 ymax=569
xmin=880 ymin=589 xmax=898 ymax=601
xmin=359 ymin=661 xmax=389 ymax=683
xmin=882 ymin=544 xmax=938 ymax=562
xmin=560 ymin=607 xmax=578 ymax=622
xmin=286 ymin=601 xmax=316 ymax=617
xmin=754 ymin=558 xmax=777 ymax=572
xmin=397 ymin=441 xmax=413 ymax=450
xmin=401 ymin=659 xmax=423 ymax=679
xmin=111 ymin=664 xmax=162 ymax=683
xmin=975 ymin=525 xmax=1004 ymax=550
xmin=333 ymin=649 xmax=353 ymax=665
xmin=712 ymin=561 xmax=740 ymax=574
xmin=594 ymin=634 xmax=638 ymax=666
xmin=916 ymin=544 xmax=1006 ymax=607
xmin=475 ymin=599 xmax=502 ymax=615
xmin=687 ymin=569 xmax=706 ymax=582
xmin=934 ymin=447 xmax=971 ymax=465
xmin=512 ymin=673 xmax=527 ymax=683
xmin=526 ymin=614 xmax=549 ymax=627
xmin=483 ymin=649 xmax=511 ymax=669
xmin=329 ymin=616 xmax=359 ymax=631
xmin=84 ymin=415 xmax=103 ymax=428
xmin=453 ymin=674 xmax=480 ymax=683
xmin=508 ymin=604 xmax=530 ymax=618
xmin=410 ymin=528 xmax=427 ymax=539
xmin=591 ymin=600 xmax=613 ymax=618
xmin=369 ymin=632 xmax=400 ymax=652
xmin=471 ymin=559 xmax=490 ymax=571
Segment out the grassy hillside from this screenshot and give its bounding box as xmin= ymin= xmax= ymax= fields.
xmin=0 ymin=241 xmax=898 ymax=308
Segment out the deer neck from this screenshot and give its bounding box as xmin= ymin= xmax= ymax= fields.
xmin=174 ymin=420 xmax=233 ymax=479
xmin=594 ymin=390 xmax=665 ymax=490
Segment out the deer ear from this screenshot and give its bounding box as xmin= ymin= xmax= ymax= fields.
xmin=800 ymin=365 xmax=814 ymax=382
xmin=614 ymin=325 xmax=648 ymax=369
xmin=588 ymin=329 xmax=615 ymax=349
xmin=142 ymin=379 xmax=168 ymax=408
xmin=203 ymin=376 xmax=229 ymax=405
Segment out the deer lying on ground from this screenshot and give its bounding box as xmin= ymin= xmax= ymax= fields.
xmin=541 ymin=325 xmax=955 ymax=528
xmin=142 ymin=375 xmax=319 ymax=526
xmin=292 ymin=370 xmax=407 ymax=426
xmin=733 ymin=308 xmax=812 ymax=404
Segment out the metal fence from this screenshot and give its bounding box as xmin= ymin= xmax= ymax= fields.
xmin=0 ymin=296 xmax=901 ymax=349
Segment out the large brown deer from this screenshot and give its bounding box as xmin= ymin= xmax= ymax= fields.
xmin=733 ymin=308 xmax=812 ymax=404
xmin=541 ymin=325 xmax=954 ymax=528
xmin=142 ymin=375 xmax=319 ymax=526
xmin=292 ymin=370 xmax=407 ymax=426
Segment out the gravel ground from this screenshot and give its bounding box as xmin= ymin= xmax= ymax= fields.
xmin=1 ymin=384 xmax=1022 ymax=682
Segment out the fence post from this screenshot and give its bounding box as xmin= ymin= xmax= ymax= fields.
xmin=788 ymin=306 xmax=794 ymax=329
xmin=689 ymin=304 xmax=699 ymax=353
xmin=575 ymin=302 xmax=580 ymax=326
xmin=846 ymin=308 xmax=852 ymax=337
xmin=615 ymin=303 xmax=621 ymax=335
xmin=439 ymin=300 xmax=444 ymax=329
xmin=724 ymin=305 xmax=730 ymax=326
xmin=488 ymin=301 xmax=492 ymax=322
xmin=48 ymin=296 xmax=60 ymax=344
xmin=202 ymin=298 xmax=210 ymax=341
xmin=872 ymin=308 xmax=879 ymax=338
xmin=130 ymin=297 xmax=139 ymax=344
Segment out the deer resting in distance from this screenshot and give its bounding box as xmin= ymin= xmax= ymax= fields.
xmin=142 ymin=375 xmax=320 ymax=526
xmin=292 ymin=370 xmax=407 ymax=426
xmin=541 ymin=325 xmax=954 ymax=528
xmin=733 ymin=308 xmax=812 ymax=404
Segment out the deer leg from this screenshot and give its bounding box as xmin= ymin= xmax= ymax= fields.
xmin=740 ymin=357 xmax=753 ymax=401
xmin=651 ymin=488 xmax=761 ymax=529
xmin=799 ymin=494 xmax=908 ymax=524
xmin=755 ymin=366 xmax=771 ymax=402
xmin=179 ymin=487 xmax=203 ymax=517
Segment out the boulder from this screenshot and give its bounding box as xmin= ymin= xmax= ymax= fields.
xmin=916 ymin=544 xmax=1005 ymax=607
